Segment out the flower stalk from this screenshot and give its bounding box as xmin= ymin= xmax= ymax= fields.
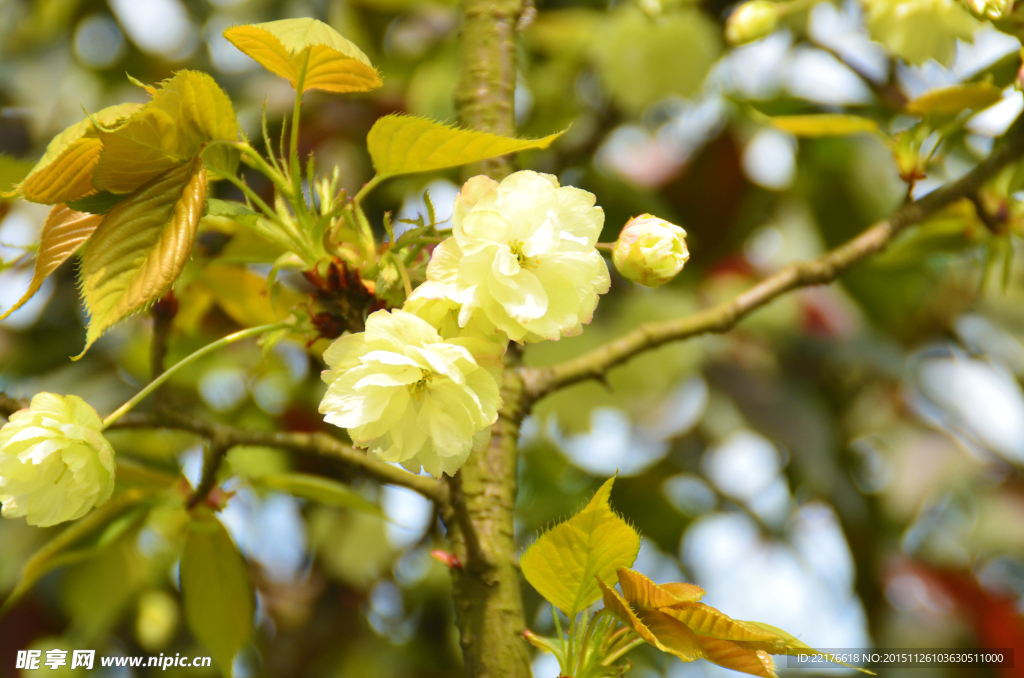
xmin=101 ymin=322 xmax=291 ymax=429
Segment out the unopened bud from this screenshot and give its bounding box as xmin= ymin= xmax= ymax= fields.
xmin=375 ymin=255 xmax=406 ymax=307
xmin=430 ymin=549 xmax=463 ymax=569
xmin=725 ymin=0 xmax=780 ymax=46
xmin=612 ymin=214 xmax=689 ymax=287
xmin=962 ymin=0 xmax=1012 ymax=19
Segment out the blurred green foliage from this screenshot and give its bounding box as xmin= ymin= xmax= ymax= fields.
xmin=2 ymin=0 xmax=1024 ymax=676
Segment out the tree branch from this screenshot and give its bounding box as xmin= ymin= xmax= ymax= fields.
xmin=520 ymin=123 xmax=1024 ymax=403
xmin=448 ymin=0 xmax=533 ymax=672
xmin=0 ymin=394 xmax=446 ymax=504
xmin=116 ymin=410 xmax=447 ymax=504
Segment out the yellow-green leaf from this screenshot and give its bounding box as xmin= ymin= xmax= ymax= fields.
xmin=254 ymin=473 xmax=383 ymax=517
xmin=906 ymin=82 xmax=1003 ymax=117
xmin=224 ymin=18 xmax=381 ymax=94
xmin=15 ymin=103 xmax=141 ymax=204
xmin=520 ymin=477 xmax=640 ymax=617
xmin=366 ymin=114 xmax=564 ymax=181
xmin=180 ymin=513 xmax=255 ymax=673
xmin=617 ymin=567 xmax=704 ymax=608
xmin=78 ymin=160 xmax=207 ymax=358
xmin=93 ymin=71 xmax=236 ymax=194
xmin=0 ymin=204 xmax=103 ymax=321
xmin=768 ymin=114 xmax=880 ymax=137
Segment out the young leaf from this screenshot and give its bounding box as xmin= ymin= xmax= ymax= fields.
xmin=600 ymin=578 xmax=784 ymax=676
xmin=254 ymin=473 xmax=383 ymax=517
xmin=597 ymin=577 xmax=702 ymax=660
xmin=906 ymin=82 xmax=1002 ymax=117
xmin=224 ymin=18 xmax=382 ymax=94
xmin=520 ymin=477 xmax=640 ymax=617
xmin=78 ymin=160 xmax=207 ymax=357
xmin=0 ymin=205 xmax=102 ymax=321
xmin=617 ymin=568 xmax=704 ymax=608
xmin=180 ymin=513 xmax=255 ymax=673
xmin=14 ymin=102 xmax=141 ymax=204
xmin=637 ymin=609 xmax=708 ymax=662
xmin=93 ymin=71 xmax=237 ymax=194
xmin=660 ymin=603 xmax=779 ymax=642
xmin=768 ymin=114 xmax=880 ymax=138
xmin=366 ymin=114 xmax=564 ymax=181
xmin=696 ymin=637 xmax=777 ymax=678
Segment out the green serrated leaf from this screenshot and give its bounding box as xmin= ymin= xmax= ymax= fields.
xmin=521 ymin=477 xmax=640 ymax=618
xmin=66 ymin=190 xmax=124 ymax=215
xmin=224 ymin=18 xmax=381 ymax=94
xmin=14 ymin=102 xmax=141 ymax=204
xmin=254 ymin=473 xmax=383 ymax=517
xmin=180 ymin=513 xmax=255 ymax=673
xmin=78 ymin=160 xmax=208 ymax=358
xmin=366 ymin=114 xmax=564 ymax=182
xmin=0 ymin=204 xmax=103 ymax=321
xmin=206 ymin=198 xmax=257 ymax=218
xmin=93 ymin=71 xmax=237 ymax=194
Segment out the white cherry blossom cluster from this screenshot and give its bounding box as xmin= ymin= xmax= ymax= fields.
xmin=319 ymin=171 xmax=611 ymax=477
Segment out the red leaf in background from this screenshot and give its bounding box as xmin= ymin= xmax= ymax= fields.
xmin=911 ymin=562 xmax=1024 ymax=678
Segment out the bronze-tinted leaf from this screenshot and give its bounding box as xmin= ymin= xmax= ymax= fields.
xmin=697 ymin=635 xmax=777 ymax=678
xmin=0 ymin=205 xmax=103 ymax=321
xmin=16 ymin=103 xmax=141 ymax=204
xmin=617 ymin=568 xmax=704 ymax=608
xmin=224 ymin=19 xmax=381 ymax=94
xmin=636 ymin=609 xmax=705 ymax=662
xmin=660 ymin=603 xmax=778 ymax=642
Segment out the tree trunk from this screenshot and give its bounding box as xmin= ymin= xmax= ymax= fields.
xmin=446 ymin=2 xmax=531 ymax=673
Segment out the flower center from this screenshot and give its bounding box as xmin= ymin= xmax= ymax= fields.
xmin=508 ymin=240 xmax=535 ymax=269
xmin=409 ymin=369 xmax=434 ymax=400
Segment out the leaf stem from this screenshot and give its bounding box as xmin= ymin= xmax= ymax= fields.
xmin=354 ymin=174 xmax=384 ymax=204
xmin=574 ymin=610 xmax=607 ymax=675
xmin=101 ymin=322 xmax=290 ymax=429
xmin=601 ymin=636 xmax=644 ymax=666
xmin=290 ymin=50 xmax=310 ymax=206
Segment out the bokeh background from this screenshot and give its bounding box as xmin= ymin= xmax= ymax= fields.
xmin=1 ymin=0 xmax=1024 ymax=676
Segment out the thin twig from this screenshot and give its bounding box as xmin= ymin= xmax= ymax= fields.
xmin=519 ymin=121 xmax=1024 ymax=403
xmin=114 ymin=409 xmax=448 ymax=504
xmin=187 ymin=433 xmax=232 ymax=509
xmin=0 ymin=393 xmax=446 ymax=504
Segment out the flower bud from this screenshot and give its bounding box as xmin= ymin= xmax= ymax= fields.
xmin=0 ymin=393 xmax=115 ymax=527
xmin=612 ymin=214 xmax=690 ymax=287
xmin=725 ymin=0 xmax=781 ymax=46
